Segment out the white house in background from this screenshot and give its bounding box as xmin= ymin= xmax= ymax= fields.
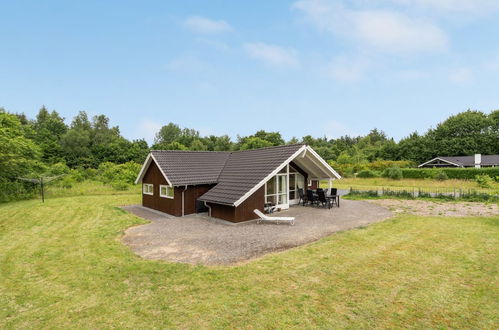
xmin=418 ymin=154 xmax=499 ymax=168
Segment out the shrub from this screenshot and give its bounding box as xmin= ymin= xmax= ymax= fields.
xmin=111 ymin=180 xmax=129 ymax=191
xmin=96 ymin=161 xmax=141 ymax=186
xmin=368 ymin=160 xmax=414 ymax=171
xmin=69 ymin=168 xmax=86 ymax=182
xmin=84 ymin=168 xmax=98 ymax=179
xmin=60 ymin=176 xmax=75 ymax=189
xmin=434 ymin=170 xmax=448 ymax=181
xmin=357 ymin=169 xmax=379 ymax=178
xmin=475 ymin=175 xmax=493 ymax=188
xmin=382 ymin=167 xmax=403 ymax=180
xmin=49 ymin=162 xmax=70 ymax=176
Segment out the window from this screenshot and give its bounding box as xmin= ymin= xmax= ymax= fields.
xmin=265 ymin=173 xmax=288 ymax=206
xmin=160 ymin=185 xmax=174 ymax=199
xmin=143 ymin=183 xmax=153 ymax=195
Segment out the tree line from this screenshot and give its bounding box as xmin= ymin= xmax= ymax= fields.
xmin=1 ymin=106 xmax=498 ymax=190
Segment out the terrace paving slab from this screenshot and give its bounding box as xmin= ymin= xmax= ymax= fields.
xmin=121 ymin=200 xmax=392 ymax=266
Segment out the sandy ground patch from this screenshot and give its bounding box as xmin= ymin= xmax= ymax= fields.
xmin=369 ymin=199 xmax=498 ymax=217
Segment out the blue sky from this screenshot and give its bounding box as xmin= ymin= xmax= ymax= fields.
xmin=1 ymin=0 xmax=499 ymax=144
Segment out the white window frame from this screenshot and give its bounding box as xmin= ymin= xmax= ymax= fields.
xmin=143 ymin=183 xmax=153 ymax=195
xmin=264 ymin=164 xmax=289 ymax=209
xmin=159 ymin=185 xmax=174 ymax=199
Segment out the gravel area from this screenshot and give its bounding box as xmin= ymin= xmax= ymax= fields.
xmin=121 ymin=200 xmax=392 ymax=266
xmin=369 ymin=199 xmax=499 ymax=217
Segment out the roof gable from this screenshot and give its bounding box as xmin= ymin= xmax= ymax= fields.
xmin=199 ymin=144 xmax=306 ymax=206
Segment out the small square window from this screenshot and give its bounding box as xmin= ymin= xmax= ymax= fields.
xmin=143 ymin=184 xmax=153 ymax=195
xmin=160 ymin=185 xmax=174 ymax=199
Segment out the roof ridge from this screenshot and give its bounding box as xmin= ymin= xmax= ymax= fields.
xmin=151 ymin=149 xmax=230 ymax=153
xmin=215 ymin=152 xmax=233 ymax=182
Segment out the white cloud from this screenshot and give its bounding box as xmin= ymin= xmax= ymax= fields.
xmin=389 ymin=0 xmax=499 ymax=13
xmin=448 ymin=67 xmax=472 ymax=84
xmin=184 ymin=16 xmax=232 ymax=34
xmin=293 ymin=0 xmax=448 ymax=55
xmin=165 ymin=55 xmax=209 ymax=72
xmin=396 ymin=69 xmax=429 ymax=80
xmin=323 ymin=120 xmax=355 ymax=138
xmin=351 ymin=10 xmax=447 ymax=54
xmin=138 ymin=119 xmax=162 ymax=144
xmin=484 ymin=56 xmax=499 ymax=71
xmin=327 ymin=56 xmax=369 ymax=82
xmin=243 ymin=43 xmax=300 ymax=69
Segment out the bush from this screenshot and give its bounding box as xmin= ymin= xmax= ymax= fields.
xmin=475 ymin=175 xmax=494 ymax=188
xmin=0 ymin=178 xmax=37 ymax=203
xmin=60 ymin=176 xmax=75 ymax=189
xmin=357 ymin=169 xmax=379 ymax=178
xmin=97 ymin=161 xmax=141 ymax=186
xmin=382 ymin=167 xmax=403 ymax=180
xmin=368 ymin=160 xmax=414 ymax=171
xmin=84 ymin=168 xmax=98 ymax=180
xmin=69 ymin=168 xmax=86 ymax=182
xmin=434 ymin=170 xmax=448 ymax=181
xmin=49 ymin=162 xmax=70 ymax=176
xmin=111 ymin=180 xmax=129 ymax=191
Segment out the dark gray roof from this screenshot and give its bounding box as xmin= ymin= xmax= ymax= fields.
xmin=199 ymin=144 xmax=304 ymax=205
xmin=150 ymin=144 xmax=305 ymax=205
xmin=438 ymin=155 xmax=499 ymax=167
xmin=151 ymin=150 xmax=230 ymax=185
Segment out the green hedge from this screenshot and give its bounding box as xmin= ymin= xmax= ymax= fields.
xmin=401 ymin=167 xmax=499 ymax=180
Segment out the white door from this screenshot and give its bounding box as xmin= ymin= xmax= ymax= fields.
xmin=265 ymin=172 xmax=289 ymax=209
xmin=289 ymin=173 xmax=305 ymax=205
xmin=276 ymin=173 xmax=288 ymax=209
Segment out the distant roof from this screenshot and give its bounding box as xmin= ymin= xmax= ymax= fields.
xmin=135 ymin=144 xmax=341 ymax=206
xmin=419 ymin=155 xmax=499 ymax=167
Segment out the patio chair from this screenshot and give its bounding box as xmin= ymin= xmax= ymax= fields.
xmin=254 ymin=209 xmax=295 ymax=225
xmin=328 ymin=188 xmax=339 ymax=207
xmin=306 ymin=189 xmax=318 ymax=206
xmin=317 ymin=190 xmax=332 ymax=209
xmin=297 ymin=188 xmax=307 ymax=206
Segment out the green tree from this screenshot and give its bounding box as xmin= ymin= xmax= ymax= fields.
xmin=154 ymin=123 xmax=182 ymax=145
xmin=190 ymin=139 xmax=207 ymax=151
xmin=32 ymin=106 xmax=68 ymax=163
xmin=0 ymin=109 xmax=42 ymax=178
xmin=428 ymin=110 xmax=496 ymax=156
xmin=240 ymin=137 xmax=273 ymax=150
xmin=61 ymin=111 xmax=93 ymax=167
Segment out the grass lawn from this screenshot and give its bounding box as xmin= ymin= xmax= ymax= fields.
xmin=44 ymin=180 xmax=141 ymax=199
xmin=330 ymin=177 xmax=498 ymax=193
xmin=1 ymin=192 xmax=498 ymax=328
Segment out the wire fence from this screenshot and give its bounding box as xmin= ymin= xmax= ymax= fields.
xmin=347 ymin=186 xmax=498 ymax=201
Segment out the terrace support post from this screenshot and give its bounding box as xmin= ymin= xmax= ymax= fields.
xmin=328 ymin=179 xmax=332 ymax=189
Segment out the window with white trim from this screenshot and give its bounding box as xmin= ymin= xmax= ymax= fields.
xmin=159 ymin=185 xmax=174 ymax=199
xmin=143 ymin=183 xmax=153 ymax=195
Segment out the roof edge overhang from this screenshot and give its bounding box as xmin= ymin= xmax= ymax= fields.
xmin=232 ymin=145 xmax=341 ymax=207
xmin=200 ymin=199 xmax=233 ymax=206
xmin=304 ymin=145 xmax=342 ymax=180
xmin=418 ymin=157 xmax=462 ymax=168
xmin=134 ymin=153 xmax=173 ymax=186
